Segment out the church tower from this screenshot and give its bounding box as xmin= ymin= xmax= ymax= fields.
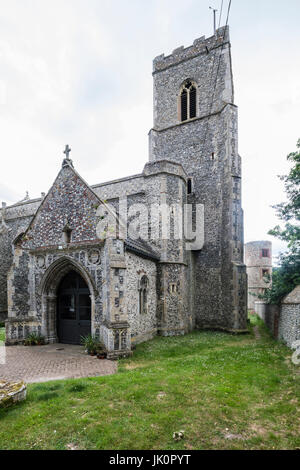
xmin=149 ymin=26 xmax=248 ymax=331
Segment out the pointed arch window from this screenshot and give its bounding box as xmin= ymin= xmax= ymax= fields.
xmin=139 ymin=275 xmax=149 ymax=314
xmin=180 ymin=81 xmax=197 ymax=122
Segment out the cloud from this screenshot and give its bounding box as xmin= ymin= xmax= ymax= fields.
xmin=0 ymin=0 xmax=299 ymax=258
xmin=0 ymin=182 xmax=22 ymax=205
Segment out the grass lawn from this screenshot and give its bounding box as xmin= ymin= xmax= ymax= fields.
xmin=0 ymin=316 xmax=299 ymax=450
xmin=0 ymin=327 xmax=5 ymax=343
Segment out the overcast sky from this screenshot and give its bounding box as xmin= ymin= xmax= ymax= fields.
xmin=0 ymin=0 xmax=299 ymax=261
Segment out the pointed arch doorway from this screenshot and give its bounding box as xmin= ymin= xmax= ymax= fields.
xmin=57 ymin=271 xmax=91 ymax=344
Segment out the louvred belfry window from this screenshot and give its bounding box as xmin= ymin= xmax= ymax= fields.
xmin=181 ymin=89 xmax=188 ymax=122
xmin=180 ymin=81 xmax=197 ymax=122
xmin=189 ymin=86 xmax=196 ymax=118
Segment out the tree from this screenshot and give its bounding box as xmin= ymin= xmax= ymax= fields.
xmin=260 ymin=139 xmax=300 ymax=304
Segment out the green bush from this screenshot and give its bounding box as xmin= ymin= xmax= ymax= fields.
xmin=260 ymin=139 xmax=300 ymax=304
xmin=258 ymin=259 xmax=300 ymax=304
xmin=80 ymin=334 xmax=106 ymax=356
xmin=24 ymin=333 xmax=46 ymax=346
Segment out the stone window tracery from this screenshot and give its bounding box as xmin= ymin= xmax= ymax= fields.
xmin=114 ymin=329 xmax=127 ymax=350
xmin=180 ymin=80 xmax=197 ymax=122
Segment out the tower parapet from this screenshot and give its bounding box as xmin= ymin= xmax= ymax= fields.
xmin=150 ymin=25 xmax=234 ymax=133
xmin=153 ymin=26 xmax=230 ymax=73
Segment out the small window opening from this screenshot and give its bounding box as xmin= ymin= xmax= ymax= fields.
xmin=62 ymin=222 xmax=72 ymax=244
xmin=187 ymin=178 xmax=192 ymax=195
xmin=139 ymin=276 xmax=149 ymax=314
xmin=114 ymin=330 xmax=120 ymax=350
xmin=261 ymin=249 xmax=270 ymax=258
xmin=170 ymin=283 xmax=178 ymax=294
xmin=262 ymin=269 xmax=270 ymax=278
xmin=211 ymin=152 xmax=215 ymax=160
xmin=121 ymin=331 xmax=127 ymax=350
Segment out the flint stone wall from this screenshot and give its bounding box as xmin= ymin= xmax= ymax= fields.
xmin=125 ymin=251 xmax=157 ymax=345
xmin=150 ymin=25 xmax=247 ymax=331
xmin=0 ymin=199 xmax=41 ymax=319
xmin=255 ymin=286 xmax=300 ymax=348
xmin=6 ymin=246 xmax=104 ymax=344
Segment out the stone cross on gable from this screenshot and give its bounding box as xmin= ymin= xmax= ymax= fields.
xmin=64 ymin=145 xmax=71 ymax=159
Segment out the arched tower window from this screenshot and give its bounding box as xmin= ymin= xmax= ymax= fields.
xmin=139 ymin=275 xmax=149 ymax=314
xmin=180 ymin=81 xmax=197 ymax=122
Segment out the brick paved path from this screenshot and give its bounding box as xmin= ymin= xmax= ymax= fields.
xmin=0 ymin=344 xmax=117 ymax=383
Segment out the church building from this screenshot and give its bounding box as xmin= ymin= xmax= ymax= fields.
xmin=0 ymin=26 xmax=248 ymax=358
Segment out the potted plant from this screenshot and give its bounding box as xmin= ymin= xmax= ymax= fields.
xmin=80 ymin=335 xmax=98 ymax=356
xmin=80 ymin=335 xmax=107 ymax=358
xmin=96 ymin=342 xmax=107 ymax=359
xmin=36 ymin=335 xmax=45 ymax=346
xmin=24 ymin=333 xmax=45 ymax=346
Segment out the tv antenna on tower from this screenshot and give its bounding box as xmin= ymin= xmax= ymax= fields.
xmin=209 ymin=6 xmax=218 ymax=34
